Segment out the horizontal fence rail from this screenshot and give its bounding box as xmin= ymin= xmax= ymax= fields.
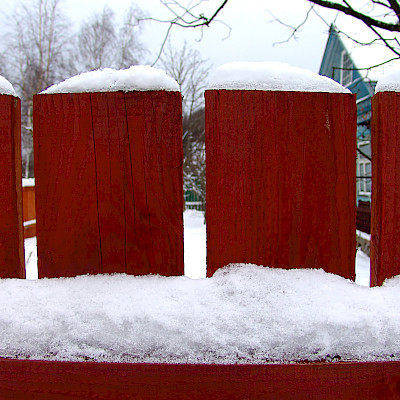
xmin=0 ymin=359 xmax=399 ymax=399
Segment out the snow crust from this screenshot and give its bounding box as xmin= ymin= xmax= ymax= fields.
xmin=375 ymin=66 xmax=400 ymax=93
xmin=208 ymin=62 xmax=350 ymax=93
xmin=0 ymin=75 xmax=17 ymax=97
xmin=41 ymin=66 xmax=180 ymax=94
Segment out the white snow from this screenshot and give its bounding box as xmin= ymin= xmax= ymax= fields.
xmin=357 ymin=229 xmax=371 ymax=242
xmin=0 ymin=75 xmax=17 ymax=97
xmin=22 ymin=178 xmax=35 ymax=188
xmin=208 ymin=61 xmax=350 ymax=93
xmin=355 ymin=249 xmax=370 ymax=287
xmin=184 ymin=210 xmax=206 ymax=279
xmin=14 ymin=211 xmax=400 ymax=365
xmin=24 ymin=237 xmax=38 ymax=280
xmin=41 ymin=66 xmax=180 ymax=94
xmin=375 ymin=66 xmax=400 ymax=93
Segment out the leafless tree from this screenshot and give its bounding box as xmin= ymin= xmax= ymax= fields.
xmin=154 ymin=0 xmax=400 ymax=65
xmin=160 ymin=41 xmax=210 ymax=114
xmin=0 ymin=0 xmax=73 ymax=177
xmin=159 ymin=42 xmax=211 ymax=209
xmin=75 ymin=5 xmax=145 ymax=72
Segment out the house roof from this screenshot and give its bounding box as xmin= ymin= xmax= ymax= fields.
xmin=331 ymin=21 xmax=400 ymax=83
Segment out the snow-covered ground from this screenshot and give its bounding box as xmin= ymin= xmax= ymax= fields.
xmin=15 ymin=210 xmax=393 ymax=365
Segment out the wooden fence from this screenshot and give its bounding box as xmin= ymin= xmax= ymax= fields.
xmin=0 ymin=87 xmax=400 ymax=397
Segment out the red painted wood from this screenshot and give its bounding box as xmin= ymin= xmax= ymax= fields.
xmin=33 ymin=91 xmax=183 ymax=278
xmin=23 ymin=222 xmax=36 ymax=239
xmin=0 ymin=359 xmax=398 ymax=399
xmin=205 ymin=91 xmax=357 ymax=278
xmin=371 ymin=92 xmax=400 ymax=286
xmin=0 ymin=95 xmax=25 ymax=278
xmin=22 ymin=186 xmax=36 ymax=222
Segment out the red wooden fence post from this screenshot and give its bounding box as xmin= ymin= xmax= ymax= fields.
xmin=205 ymin=63 xmax=357 ymax=278
xmin=0 ymin=92 xmax=25 ymax=278
xmin=371 ymin=91 xmax=400 ymax=286
xmin=33 ymin=68 xmax=183 ymax=278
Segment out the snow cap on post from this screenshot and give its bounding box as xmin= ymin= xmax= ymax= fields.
xmin=375 ymin=66 xmax=400 ymax=93
xmin=41 ymin=65 xmax=180 ymax=94
xmin=0 ymin=75 xmax=17 ymax=97
xmin=207 ymin=61 xmax=350 ymax=93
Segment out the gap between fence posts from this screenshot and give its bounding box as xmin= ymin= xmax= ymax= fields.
xmin=205 ymin=90 xmax=357 ymax=278
xmin=33 ymin=91 xmax=184 ymax=278
xmin=371 ymin=92 xmax=400 ymax=286
xmin=0 ymin=95 xmax=25 ymax=278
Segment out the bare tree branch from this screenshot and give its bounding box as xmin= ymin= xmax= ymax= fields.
xmin=388 ymin=0 xmax=400 ymax=20
xmin=308 ymin=0 xmax=400 ymax=31
xmin=270 ymin=4 xmax=315 ymax=45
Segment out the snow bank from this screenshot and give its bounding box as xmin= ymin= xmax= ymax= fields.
xmin=41 ymin=66 xmax=180 ymax=94
xmin=375 ymin=66 xmax=400 ymax=93
xmin=1 ymin=264 xmax=399 ymax=364
xmin=208 ymin=61 xmax=350 ymax=93
xmin=0 ymin=75 xmax=17 ymax=97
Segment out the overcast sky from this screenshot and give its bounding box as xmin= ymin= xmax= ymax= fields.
xmin=3 ymin=0 xmax=341 ymax=73
xmin=63 ymin=0 xmax=341 ymax=73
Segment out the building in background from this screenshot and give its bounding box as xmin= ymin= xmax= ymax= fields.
xmin=319 ymin=24 xmax=398 ymax=207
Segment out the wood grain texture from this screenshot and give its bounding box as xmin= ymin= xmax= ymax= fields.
xmin=0 ymin=95 xmax=25 ymax=278
xmin=371 ymin=92 xmax=400 ymax=286
xmin=33 ymin=91 xmax=183 ymax=278
xmin=0 ymin=359 xmax=399 ymax=399
xmin=205 ymin=91 xmax=356 ymax=278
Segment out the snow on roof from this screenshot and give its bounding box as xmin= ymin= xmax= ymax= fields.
xmin=334 ymin=20 xmax=400 ymax=82
xmin=0 ymin=75 xmax=17 ymax=97
xmin=41 ymin=66 xmax=180 ymax=94
xmin=207 ymin=61 xmax=350 ymax=93
xmin=1 ymin=263 xmax=400 ymax=364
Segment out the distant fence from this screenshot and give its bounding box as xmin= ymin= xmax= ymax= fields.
xmin=356 ymin=200 xmax=371 ymax=234
xmin=22 ymin=183 xmax=36 ymax=238
xmin=1 ymin=87 xmax=400 ymax=396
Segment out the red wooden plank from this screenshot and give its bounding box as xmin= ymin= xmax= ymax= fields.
xmin=371 ymin=92 xmax=400 ymax=286
xmin=34 ymin=93 xmax=101 ymax=277
xmin=124 ymin=92 xmax=184 ymax=275
xmin=0 ymin=359 xmax=398 ymax=399
xmin=205 ymin=91 xmax=356 ymax=278
xmin=33 ymin=91 xmax=183 ymax=278
xmin=22 ymin=186 xmax=36 ymax=222
xmin=0 ymin=95 xmax=25 ymax=278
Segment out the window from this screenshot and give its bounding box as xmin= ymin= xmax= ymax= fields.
xmin=341 ymin=51 xmax=353 ymax=87
xmin=358 ymin=159 xmax=371 ymax=195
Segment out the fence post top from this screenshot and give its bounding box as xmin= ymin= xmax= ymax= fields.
xmin=0 ymin=75 xmax=17 ymax=97
xmin=206 ymin=61 xmax=350 ymax=94
xmin=375 ymin=66 xmax=400 ymax=94
xmin=40 ymin=65 xmax=180 ymax=95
